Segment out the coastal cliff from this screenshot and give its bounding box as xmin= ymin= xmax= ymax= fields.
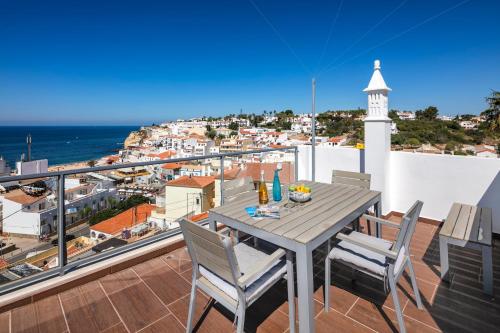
xmin=124 ymin=131 xmax=144 ymax=148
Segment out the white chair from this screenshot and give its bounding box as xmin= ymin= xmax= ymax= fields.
xmin=324 ymin=201 xmax=424 ymax=333
xmin=180 ymin=219 xmax=295 ymax=333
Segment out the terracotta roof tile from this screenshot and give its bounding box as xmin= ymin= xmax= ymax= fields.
xmin=90 ymin=203 xmax=155 ymax=235
xmin=189 ymin=212 xmax=209 ymax=222
xmin=239 ymin=162 xmax=294 ymax=184
xmin=161 ymin=163 xmax=183 ymax=170
xmin=165 ymin=176 xmax=214 ymax=188
xmin=214 ymin=167 xmax=241 ymax=180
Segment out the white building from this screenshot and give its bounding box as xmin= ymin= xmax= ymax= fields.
xmin=164 ymin=176 xmax=215 ymax=222
xmin=180 ymin=164 xmax=212 ymax=177
xmin=15 ymin=159 xmax=48 ymax=176
xmin=396 ymin=111 xmax=415 ymax=120
xmin=459 ymin=120 xmax=477 ymax=130
xmin=0 ymin=158 xmax=11 ymax=176
xmin=1 ymin=180 xmax=117 ymax=237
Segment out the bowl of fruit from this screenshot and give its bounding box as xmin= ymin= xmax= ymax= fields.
xmin=288 ymin=184 xmax=312 ymax=203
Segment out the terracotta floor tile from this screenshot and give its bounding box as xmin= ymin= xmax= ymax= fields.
xmin=100 ymin=322 xmax=128 ymax=333
xmin=108 ymin=282 xmax=168 ymax=332
xmin=410 ymin=260 xmax=441 ymax=285
xmin=134 ymin=264 xmax=191 ymax=306
xmin=162 ymin=247 xmax=192 ymax=273
xmin=5 ymin=221 xmax=500 ymax=333
xmin=326 ymin=265 xmax=408 ymax=311
xmin=59 ymin=280 xmax=102 ymax=301
xmin=180 ymin=267 xmax=193 ymax=283
xmin=99 ymin=268 xmax=141 ymax=295
xmin=313 ymin=284 xmax=358 ymax=314
xmin=347 ymin=298 xmax=437 ymax=333
xmin=315 ymin=309 xmax=373 ymax=333
xmin=168 ymin=292 xmax=234 ymax=333
xmin=138 ymin=314 xmax=184 ymax=333
xmin=33 ymin=295 xmax=67 ymax=333
xmin=60 ymin=284 xmax=121 ymax=333
xmin=11 ymin=304 xmax=37 ymax=333
xmin=0 ymin=312 xmax=9 ymax=333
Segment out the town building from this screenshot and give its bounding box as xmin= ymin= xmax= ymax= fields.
xmin=1 ymin=178 xmax=118 ymax=237
xmin=164 ymin=175 xmax=215 ymax=223
xmin=89 ymin=203 xmax=155 ymax=241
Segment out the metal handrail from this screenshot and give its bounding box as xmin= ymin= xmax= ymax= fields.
xmin=0 ymin=146 xmax=296 ymax=182
xmin=0 ymin=146 xmax=299 ymax=295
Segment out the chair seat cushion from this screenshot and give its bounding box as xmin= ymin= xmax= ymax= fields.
xmin=199 ymin=243 xmax=286 ymax=301
xmin=328 ymin=231 xmax=405 ymax=277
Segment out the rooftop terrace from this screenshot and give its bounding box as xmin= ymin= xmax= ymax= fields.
xmin=1 ymin=216 xmax=498 ymax=333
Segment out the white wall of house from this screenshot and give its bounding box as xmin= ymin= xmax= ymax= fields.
xmin=1 ymin=188 xmax=118 ymax=237
xmin=15 ymin=159 xmax=48 ymax=175
xmin=298 ymin=145 xmax=500 ymax=233
xmin=2 ymin=199 xmax=41 ymax=236
xmin=165 ymin=186 xmax=203 ymax=222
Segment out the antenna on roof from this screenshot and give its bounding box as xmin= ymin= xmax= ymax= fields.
xmin=311 ymin=78 xmax=316 ymax=182
xmin=26 ymin=134 xmax=32 ymax=162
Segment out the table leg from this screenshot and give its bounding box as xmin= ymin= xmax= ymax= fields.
xmin=482 ymin=245 xmax=493 ymax=296
xmin=296 ymin=246 xmax=314 ymax=333
xmin=208 ymin=218 xmax=217 ymax=231
xmin=374 ymin=200 xmax=382 ymax=238
xmin=439 ymin=236 xmax=449 ymax=282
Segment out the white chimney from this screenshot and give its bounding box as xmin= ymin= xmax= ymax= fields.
xmin=363 ymin=60 xmax=392 ymax=216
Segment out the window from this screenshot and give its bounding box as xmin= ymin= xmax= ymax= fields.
xmin=196 ymin=198 xmax=200 ymax=205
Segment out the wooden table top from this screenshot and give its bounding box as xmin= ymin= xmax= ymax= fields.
xmin=210 ymin=181 xmax=381 ymax=244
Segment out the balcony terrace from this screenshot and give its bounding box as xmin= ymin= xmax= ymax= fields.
xmin=0 ymin=117 xmax=498 ymax=333
xmin=0 ymin=216 xmax=498 ymax=333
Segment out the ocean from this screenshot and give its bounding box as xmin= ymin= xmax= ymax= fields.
xmin=0 ymin=126 xmax=138 ymax=168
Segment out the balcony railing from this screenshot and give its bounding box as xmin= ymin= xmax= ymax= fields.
xmin=0 ymin=146 xmax=298 ymax=295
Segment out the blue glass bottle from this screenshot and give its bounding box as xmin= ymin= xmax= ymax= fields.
xmin=272 ymin=166 xmax=282 ymax=202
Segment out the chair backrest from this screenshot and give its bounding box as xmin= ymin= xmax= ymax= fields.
xmin=393 ymin=201 xmax=424 ymax=253
xmin=179 ymin=219 xmax=240 ymax=284
xmin=331 ymin=170 xmax=371 ymax=189
xmin=223 ymin=176 xmax=255 ymax=201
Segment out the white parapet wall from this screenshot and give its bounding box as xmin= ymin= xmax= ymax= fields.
xmin=390 ymin=151 xmax=500 ymax=233
xmin=298 ymin=145 xmax=500 ymax=233
xmin=298 ymin=145 xmax=362 ymax=183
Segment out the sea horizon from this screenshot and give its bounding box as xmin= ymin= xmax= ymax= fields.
xmin=0 ymin=125 xmax=139 ymax=168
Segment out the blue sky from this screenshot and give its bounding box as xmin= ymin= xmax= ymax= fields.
xmin=0 ymin=0 xmax=499 ymax=125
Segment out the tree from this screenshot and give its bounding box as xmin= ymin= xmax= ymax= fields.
xmin=107 ymin=196 xmax=117 ymax=208
xmin=481 ymin=90 xmax=500 ymax=132
xmin=445 ymin=141 xmax=458 ymax=151
xmin=205 ymin=124 xmax=212 ymax=132
xmin=228 ymin=122 xmax=239 ymax=131
xmin=406 ymin=138 xmax=420 ymax=147
xmin=87 ymin=160 xmax=97 ymax=168
xmin=229 ymin=131 xmax=238 ymax=137
xmin=82 ymin=206 xmax=92 ymax=217
xmin=205 ymin=129 xmax=217 ymax=140
xmin=415 ymin=106 xmax=438 ymax=121
xmin=217 ymin=134 xmax=226 ymax=140
xmin=388 ymin=110 xmax=400 ymax=121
